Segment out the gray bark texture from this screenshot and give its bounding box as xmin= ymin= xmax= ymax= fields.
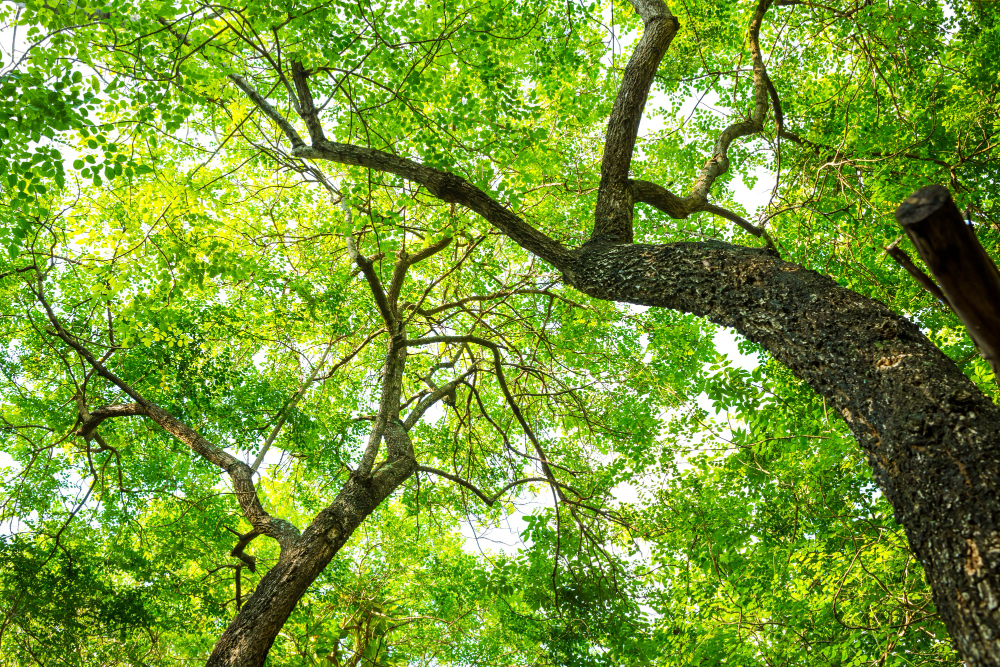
xmin=566 ymin=240 xmax=1000 ymax=665
xmin=205 ymin=422 xmax=416 ymax=666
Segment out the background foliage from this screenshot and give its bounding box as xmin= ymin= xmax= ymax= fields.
xmin=1 ymin=0 xmax=997 ymax=664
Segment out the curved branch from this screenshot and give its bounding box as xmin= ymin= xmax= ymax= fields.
xmin=291 ymin=142 xmax=575 ymax=268
xmin=417 ymin=466 xmax=548 ymax=507
xmin=76 ymin=403 xmax=142 ymax=439
xmin=679 ymin=0 xmax=773 ymax=211
xmin=403 ymin=367 xmax=476 ymax=430
xmin=38 ymin=287 xmax=299 ymax=548
xmin=569 ymin=237 xmax=1000 ymax=665
xmin=629 ymin=179 xmax=779 ymax=253
xmin=592 ymin=0 xmax=680 ymax=243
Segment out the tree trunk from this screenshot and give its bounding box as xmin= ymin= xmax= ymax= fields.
xmin=565 ymin=239 xmax=1000 ymax=665
xmin=205 ymin=424 xmax=416 ymax=667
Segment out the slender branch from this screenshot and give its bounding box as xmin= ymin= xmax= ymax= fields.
xmin=630 ymin=179 xmax=779 ymax=253
xmin=292 ymin=142 xmax=575 ymax=269
xmin=251 ymin=336 xmax=338 ymax=473
xmin=405 ymin=335 xmax=564 ymax=498
xmin=403 ymin=367 xmax=476 ymax=430
xmin=884 ymin=240 xmax=950 ymax=308
xmin=679 ymin=0 xmax=774 ymax=211
xmin=415 ymin=288 xmax=585 ymax=317
xmin=417 ymin=466 xmax=548 ymax=507
xmin=346 ymin=234 xmax=395 ymax=328
xmin=702 ymin=203 xmax=780 ymax=255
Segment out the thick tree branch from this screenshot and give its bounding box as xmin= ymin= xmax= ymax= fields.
xmin=568 ymin=238 xmax=1000 ymax=665
xmin=356 ymin=335 xmax=407 ymax=477
xmin=229 ymin=74 xmax=306 ymax=149
xmin=290 ymin=61 xmax=326 ymax=145
xmin=592 ymin=0 xmax=680 ymax=243
xmin=76 ymin=403 xmax=143 ymax=439
xmin=291 ymin=142 xmax=575 ymax=268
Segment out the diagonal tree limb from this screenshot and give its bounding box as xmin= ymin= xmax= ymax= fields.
xmin=233 ymin=72 xmax=574 ymax=268
xmin=884 ymin=239 xmax=951 ymax=308
xmin=251 ymin=336 xmax=339 ymax=473
xmin=36 ymin=283 xmax=300 ymax=548
xmin=346 ymin=234 xmax=395 ymax=329
xmin=229 ymin=74 xmax=306 ymax=149
xmin=290 ymin=61 xmax=326 ymax=145
xmin=403 ymin=367 xmax=476 ymax=430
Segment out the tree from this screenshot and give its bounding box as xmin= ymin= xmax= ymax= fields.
xmin=0 ymin=0 xmax=998 ymax=665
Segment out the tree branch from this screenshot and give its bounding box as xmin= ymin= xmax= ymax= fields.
xmin=37 ymin=285 xmax=299 ymax=548
xmin=226 ymin=526 xmax=263 ymax=572
xmin=592 ymin=0 xmax=680 ymax=243
xmin=229 ymin=74 xmax=306 ymax=149
xmin=291 ymin=142 xmax=575 ymax=269
xmin=251 ymin=336 xmax=338 ymax=473
xmin=76 ymin=403 xmax=143 ymax=439
xmin=884 ymin=239 xmax=950 ymax=308
xmin=403 ymin=367 xmax=476 ymax=430
xmin=346 ymin=234 xmax=395 ymax=329
xmin=405 ymin=335 xmax=565 ymax=499
xmin=630 ymin=178 xmax=779 ymax=253
xmin=678 ymin=0 xmax=774 ymax=211
xmin=416 ymin=466 xmax=548 ymax=507
xmin=387 ymin=236 xmax=452 ymax=313
xmin=290 ymin=61 xmax=326 ymax=145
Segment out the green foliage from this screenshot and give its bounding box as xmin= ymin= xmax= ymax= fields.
xmin=0 ymin=0 xmax=995 ymax=664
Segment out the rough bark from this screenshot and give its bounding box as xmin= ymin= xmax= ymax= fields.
xmin=205 ymin=421 xmax=416 ymax=666
xmin=565 ymin=240 xmax=1000 ymax=665
xmin=592 ymin=0 xmax=679 ymax=242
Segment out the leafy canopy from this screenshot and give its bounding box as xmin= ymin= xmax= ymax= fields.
xmin=0 ymin=0 xmax=997 ymax=664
